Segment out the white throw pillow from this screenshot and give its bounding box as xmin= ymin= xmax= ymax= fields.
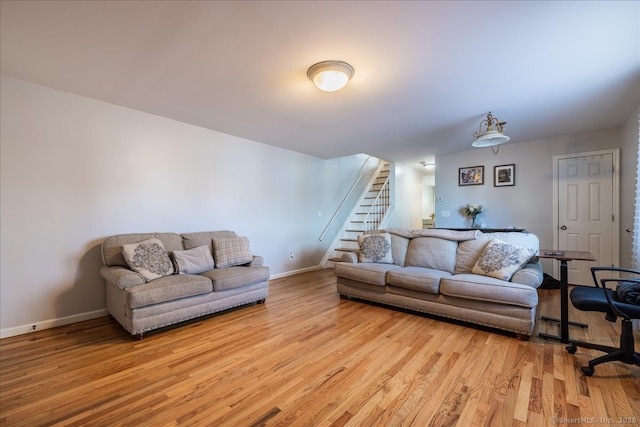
xmin=358 ymin=233 xmax=394 ymax=264
xmin=122 ymin=237 xmax=174 ymax=281
xmin=173 ymin=245 xmax=215 ymax=274
xmin=472 ymin=238 xmax=535 ymax=281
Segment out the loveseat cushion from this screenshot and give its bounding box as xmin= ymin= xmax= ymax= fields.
xmin=440 ymin=274 xmax=538 ymax=308
xmin=126 ymin=274 xmax=212 ymax=309
xmin=405 ymin=237 xmax=457 ymax=273
xmin=335 ymin=262 xmax=401 ymax=286
xmin=200 ymin=265 xmax=270 ymax=291
xmin=387 ymin=267 xmax=452 ymax=294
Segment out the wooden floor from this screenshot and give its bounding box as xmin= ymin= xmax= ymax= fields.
xmin=1 ymin=269 xmax=638 ymax=427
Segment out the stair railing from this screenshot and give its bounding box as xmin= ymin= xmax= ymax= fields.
xmin=363 ymin=174 xmax=391 ymax=232
xmin=319 ymin=156 xmax=373 ymax=241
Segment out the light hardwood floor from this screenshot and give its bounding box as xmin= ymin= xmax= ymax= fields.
xmin=1 ymin=269 xmax=638 ymax=426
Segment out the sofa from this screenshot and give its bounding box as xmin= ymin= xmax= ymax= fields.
xmin=100 ymin=230 xmax=269 ymax=338
xmin=335 ymin=228 xmax=544 ymax=338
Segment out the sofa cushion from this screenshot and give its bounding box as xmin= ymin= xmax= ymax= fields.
xmin=440 ymin=274 xmax=538 ymax=308
xmin=387 ymin=267 xmax=452 ymax=294
xmin=405 ymin=237 xmax=457 ymax=273
xmin=102 ymin=232 xmax=183 ymax=267
xmin=472 ymin=239 xmax=535 ymax=281
xmin=212 ymin=236 xmax=253 ymax=268
xmin=358 ymin=233 xmax=394 ymax=263
xmin=199 ymin=265 xmax=270 ymax=291
xmin=173 ymin=245 xmax=215 ymax=275
xmin=335 ymin=262 xmax=401 ymax=286
xmin=126 ymin=274 xmax=212 ymax=309
xmin=455 ymin=232 xmax=539 ymax=274
xmin=182 ymin=230 xmax=238 ymax=254
xmin=122 ymin=238 xmax=175 ymax=281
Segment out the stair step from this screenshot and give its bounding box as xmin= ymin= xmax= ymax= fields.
xmin=335 ymin=247 xmax=359 ymax=253
xmin=340 ymin=238 xmax=358 ymax=242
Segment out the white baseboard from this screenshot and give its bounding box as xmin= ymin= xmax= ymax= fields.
xmin=0 ymin=309 xmax=108 ymax=339
xmin=270 ymin=265 xmax=322 ymax=280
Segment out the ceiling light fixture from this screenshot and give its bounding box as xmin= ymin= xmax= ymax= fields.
xmin=472 ymin=112 xmax=510 ymax=154
xmin=420 ymin=162 xmax=436 ymax=169
xmin=307 ymin=60 xmax=354 ymax=92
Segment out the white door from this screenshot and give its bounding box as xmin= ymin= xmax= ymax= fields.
xmin=557 ymin=152 xmax=618 ymax=286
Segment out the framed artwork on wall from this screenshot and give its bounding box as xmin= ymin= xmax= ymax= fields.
xmin=494 ymin=164 xmax=515 ymax=187
xmin=458 ymin=166 xmax=484 ymax=186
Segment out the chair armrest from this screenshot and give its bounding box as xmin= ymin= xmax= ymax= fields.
xmin=100 ymin=265 xmax=145 ymax=289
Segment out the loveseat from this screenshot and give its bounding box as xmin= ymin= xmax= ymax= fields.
xmin=335 ymin=228 xmax=544 ymax=338
xmin=100 ymin=230 xmax=269 ymax=338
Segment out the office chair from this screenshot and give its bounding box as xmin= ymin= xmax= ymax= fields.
xmin=565 ymin=267 xmax=640 ymax=376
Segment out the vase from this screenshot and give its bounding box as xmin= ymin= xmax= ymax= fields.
xmin=471 ymin=217 xmax=478 ymax=228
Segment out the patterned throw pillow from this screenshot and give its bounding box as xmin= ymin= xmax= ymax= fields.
xmin=122 ymin=237 xmax=174 ymax=281
xmin=212 ymin=237 xmax=253 ymax=268
xmin=358 ymin=233 xmax=394 ymax=264
xmin=472 ymin=238 xmax=535 ymax=281
xmin=172 ymin=245 xmax=215 ymax=274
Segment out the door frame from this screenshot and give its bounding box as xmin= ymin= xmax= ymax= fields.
xmin=552 ymin=148 xmax=620 ymax=280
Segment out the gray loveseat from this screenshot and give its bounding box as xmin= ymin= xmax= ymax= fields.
xmin=101 ymin=230 xmax=269 ymax=338
xmin=335 ymin=228 xmax=544 ymax=338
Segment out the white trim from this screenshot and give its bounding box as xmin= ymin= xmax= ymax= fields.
xmin=0 ymin=309 xmax=107 ymax=339
xmin=269 ymin=265 xmax=322 ymax=280
xmin=552 ymin=148 xmax=620 ymax=278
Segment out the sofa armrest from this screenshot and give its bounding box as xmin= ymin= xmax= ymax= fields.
xmin=511 ymin=262 xmax=544 ymax=288
xmin=339 ymin=252 xmax=358 ymax=263
xmin=100 ymin=265 xmax=145 ymax=289
xmin=249 ymin=255 xmax=264 ymax=267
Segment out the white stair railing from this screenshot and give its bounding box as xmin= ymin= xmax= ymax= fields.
xmin=363 ymin=174 xmax=391 ymax=232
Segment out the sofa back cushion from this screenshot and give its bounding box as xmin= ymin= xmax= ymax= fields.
xmin=102 ymin=232 xmax=183 ymax=267
xmin=405 ymin=237 xmax=457 ymax=273
xmin=455 ymin=232 xmax=539 ymax=274
xmin=182 ymin=230 xmax=238 ymax=254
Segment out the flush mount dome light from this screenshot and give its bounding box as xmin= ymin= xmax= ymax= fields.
xmin=307 ymin=60 xmax=354 ymax=92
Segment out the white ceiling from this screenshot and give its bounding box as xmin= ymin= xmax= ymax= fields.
xmin=1 ymin=1 xmax=639 ymax=169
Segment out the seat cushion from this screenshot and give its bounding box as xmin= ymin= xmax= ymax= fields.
xmin=386 ymin=267 xmax=452 ymax=294
xmin=200 ymin=266 xmax=270 ymax=291
xmin=335 ymin=262 xmax=401 ymax=286
xmin=440 ymin=274 xmax=538 ymax=308
xmin=126 ymin=274 xmax=212 ymax=309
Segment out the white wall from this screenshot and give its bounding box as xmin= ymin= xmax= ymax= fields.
xmin=0 ymin=76 xmax=421 ymax=336
xmin=385 ymin=163 xmax=424 ymax=230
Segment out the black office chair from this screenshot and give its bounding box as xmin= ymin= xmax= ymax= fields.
xmin=565 ymin=267 xmax=640 ymax=376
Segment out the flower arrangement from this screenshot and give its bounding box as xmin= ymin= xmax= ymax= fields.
xmin=465 ymin=204 xmax=483 ymax=228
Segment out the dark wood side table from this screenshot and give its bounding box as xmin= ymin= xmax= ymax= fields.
xmin=537 ymin=250 xmax=596 ymax=343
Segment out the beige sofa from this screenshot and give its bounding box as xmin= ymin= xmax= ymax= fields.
xmin=100 ymin=230 xmax=269 ymax=338
xmin=335 ymin=229 xmax=544 ymax=338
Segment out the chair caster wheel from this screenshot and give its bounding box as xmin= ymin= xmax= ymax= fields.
xmin=566 ymin=345 xmax=577 ymax=354
xmin=581 ymin=366 xmax=594 ymax=376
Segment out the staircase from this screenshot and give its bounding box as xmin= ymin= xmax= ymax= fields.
xmin=326 ymin=163 xmax=392 ymax=264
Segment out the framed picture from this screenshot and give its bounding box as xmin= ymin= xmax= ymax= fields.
xmin=458 ymin=166 xmax=484 ymax=186
xmin=494 ymin=164 xmax=515 ymax=187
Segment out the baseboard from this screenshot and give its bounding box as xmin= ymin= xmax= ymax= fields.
xmin=0 ymin=309 xmax=108 ymax=339
xmin=270 ymin=265 xmax=322 ymax=280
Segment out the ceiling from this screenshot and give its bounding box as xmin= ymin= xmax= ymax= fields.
xmin=1 ymin=1 xmax=639 ymax=170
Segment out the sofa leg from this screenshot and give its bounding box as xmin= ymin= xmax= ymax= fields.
xmin=133 ymin=332 xmax=144 ymax=341
xmin=257 ymin=299 xmax=266 ymax=304
xmin=515 ymin=333 xmax=530 ymax=341
xmin=339 ymin=294 xmax=349 ymax=300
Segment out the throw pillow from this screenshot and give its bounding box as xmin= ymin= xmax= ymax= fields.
xmin=472 ymin=238 xmax=535 ymax=281
xmin=122 ymin=237 xmax=174 ymax=281
xmin=172 ymin=245 xmax=215 ymax=275
xmin=212 ymin=236 xmax=253 ymax=268
xmin=358 ymin=233 xmax=394 ymax=264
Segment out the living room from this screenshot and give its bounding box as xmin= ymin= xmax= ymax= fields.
xmin=1 ymin=1 xmax=639 ymax=424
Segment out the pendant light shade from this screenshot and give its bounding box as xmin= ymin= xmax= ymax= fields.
xmin=472 ymin=112 xmax=510 ymax=148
